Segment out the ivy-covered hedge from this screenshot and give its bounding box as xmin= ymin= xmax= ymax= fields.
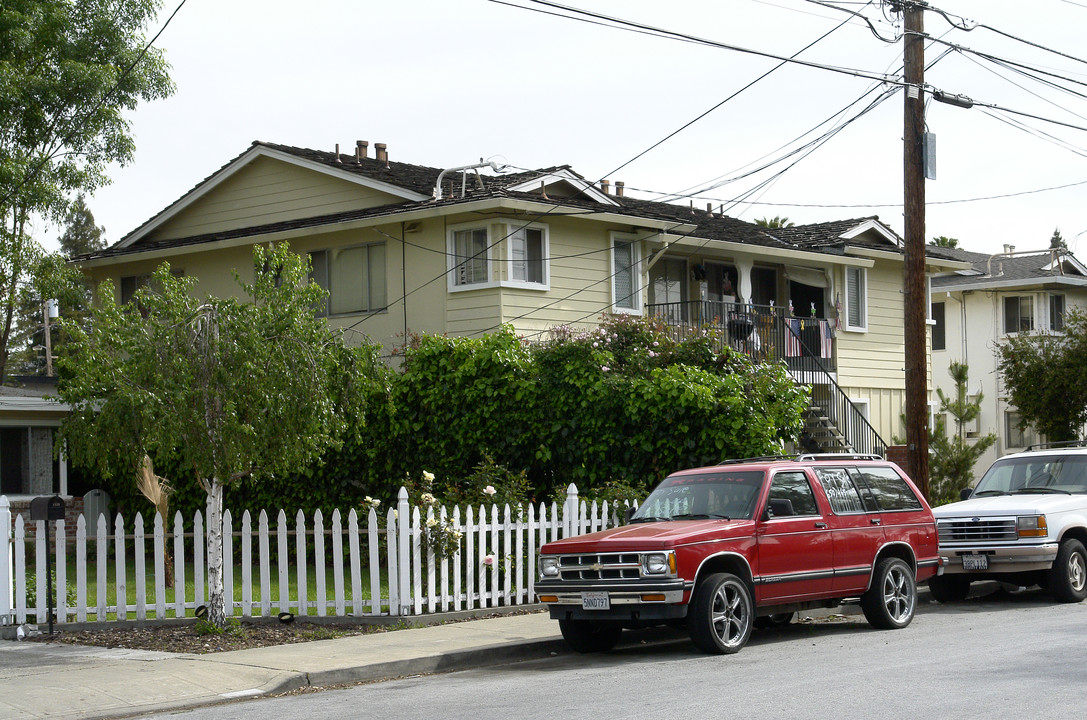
xmin=90 ymin=315 xmax=809 ymax=518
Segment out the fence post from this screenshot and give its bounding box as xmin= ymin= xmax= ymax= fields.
xmin=563 ymin=484 xmax=579 ymax=538
xmin=397 ymin=487 xmax=411 ymax=616
xmin=1 ymin=496 xmax=10 ymax=625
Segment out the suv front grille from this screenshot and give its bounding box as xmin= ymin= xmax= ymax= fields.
xmin=557 ymin=553 xmax=642 ymax=581
xmin=938 ymin=518 xmax=1017 ymax=543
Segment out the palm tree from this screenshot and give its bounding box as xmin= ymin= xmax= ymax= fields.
xmin=755 ymin=216 xmax=794 ymax=229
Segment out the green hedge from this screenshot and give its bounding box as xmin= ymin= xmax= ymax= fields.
xmin=85 ymin=315 xmax=809 ymax=517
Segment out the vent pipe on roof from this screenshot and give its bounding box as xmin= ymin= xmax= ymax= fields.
xmin=1003 ymin=244 xmax=1015 ymax=255
xmin=356 ymin=140 xmax=368 ymax=162
xmin=375 ymin=143 xmax=388 ymax=164
xmin=334 ymin=144 xmax=341 ymax=163
xmin=601 ymin=180 xmax=610 ymax=195
xmin=615 ymin=181 xmax=625 ymax=197
xmin=432 ymin=160 xmax=506 ymax=200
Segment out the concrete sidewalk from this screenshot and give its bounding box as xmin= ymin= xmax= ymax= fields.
xmin=0 ymin=610 xmax=569 ymax=720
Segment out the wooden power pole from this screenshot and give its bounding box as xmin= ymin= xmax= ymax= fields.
xmin=902 ymin=1 xmax=930 ymax=498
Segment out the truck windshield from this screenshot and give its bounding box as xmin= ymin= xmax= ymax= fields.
xmin=630 ymin=470 xmax=765 ymax=521
xmin=973 ymin=455 xmax=1087 ymax=495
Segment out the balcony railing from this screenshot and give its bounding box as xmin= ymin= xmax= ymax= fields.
xmin=646 ymin=300 xmax=886 ymax=456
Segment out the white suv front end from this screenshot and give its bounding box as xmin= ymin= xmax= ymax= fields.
xmin=931 ymin=446 xmax=1087 ymax=603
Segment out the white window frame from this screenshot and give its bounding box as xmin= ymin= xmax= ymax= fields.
xmin=1003 ymin=294 xmax=1035 ymax=335
xmin=1050 ymin=293 xmax=1066 ymax=332
xmin=506 ymin=221 xmax=550 ymax=290
xmin=448 ymin=222 xmax=495 ymax=292
xmin=843 ymin=266 xmax=868 ymax=332
xmin=1005 ymin=410 xmax=1038 ymax=449
xmin=610 ymin=232 xmax=642 ymax=314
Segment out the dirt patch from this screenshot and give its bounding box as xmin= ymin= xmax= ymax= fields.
xmin=22 ymin=610 xmax=541 ymax=655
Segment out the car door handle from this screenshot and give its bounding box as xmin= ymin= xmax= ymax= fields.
xmin=870 ymin=518 xmax=881 ymax=525
xmin=814 ymin=522 xmax=828 ymax=529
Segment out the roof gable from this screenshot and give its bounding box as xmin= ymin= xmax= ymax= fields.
xmin=118 ymin=144 xmax=431 ymax=248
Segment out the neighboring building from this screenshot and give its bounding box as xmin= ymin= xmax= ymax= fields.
xmin=74 ymin=140 xmax=967 ymax=455
xmin=929 ymin=245 xmax=1087 ymax=475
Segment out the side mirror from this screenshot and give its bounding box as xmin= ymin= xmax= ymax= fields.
xmin=960 ymin=487 xmax=973 ymax=501
xmin=624 ymin=506 xmax=636 ymax=524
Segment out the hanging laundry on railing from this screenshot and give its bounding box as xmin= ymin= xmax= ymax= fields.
xmin=786 ymin=318 xmax=802 ymax=357
xmin=820 ymin=319 xmax=834 ymax=359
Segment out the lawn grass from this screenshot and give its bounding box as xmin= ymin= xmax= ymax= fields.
xmin=19 ymin=550 xmax=392 ymax=621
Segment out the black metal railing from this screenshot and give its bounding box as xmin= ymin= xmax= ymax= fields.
xmin=647 ymin=300 xmax=886 ymax=456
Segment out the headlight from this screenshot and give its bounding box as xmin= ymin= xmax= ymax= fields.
xmin=539 ymin=555 xmax=560 ymax=578
xmin=641 ymin=551 xmax=676 ymax=576
xmin=1017 ymin=515 xmax=1048 ymax=538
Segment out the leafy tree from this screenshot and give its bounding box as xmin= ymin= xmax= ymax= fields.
xmin=997 ymin=308 xmax=1087 ymax=443
xmin=929 ymin=236 xmax=959 ymax=248
xmin=57 ymin=245 xmax=383 ymax=627
xmin=0 ymin=0 xmax=174 ymax=380
xmin=929 ymin=362 xmax=996 ymax=505
xmin=755 ymin=216 xmax=794 ymax=229
xmin=58 ymin=194 xmax=107 ymax=259
xmin=6 ymin=197 xmax=103 ymax=375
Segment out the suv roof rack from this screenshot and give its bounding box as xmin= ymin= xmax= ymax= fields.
xmin=796 ymin=453 xmax=885 ymax=461
xmin=717 ymin=455 xmax=796 ymax=466
xmin=1025 ymin=439 xmax=1087 ymax=451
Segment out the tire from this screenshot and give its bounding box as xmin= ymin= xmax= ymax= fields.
xmin=861 ymin=557 xmax=916 ymax=630
xmin=558 ymin=619 xmax=622 ymax=653
xmin=687 ymin=573 xmax=754 ymax=654
xmin=754 ymin=612 xmax=795 ymax=629
xmin=1048 ymin=539 xmax=1087 ymax=603
xmin=928 ymin=574 xmax=971 ymax=603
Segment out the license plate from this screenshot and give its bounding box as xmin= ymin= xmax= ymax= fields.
xmin=962 ymin=554 xmax=989 ymax=571
xmin=581 ymin=591 xmax=610 ymax=610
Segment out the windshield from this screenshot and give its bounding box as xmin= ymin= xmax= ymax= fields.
xmin=973 ymin=455 xmax=1087 ymax=496
xmin=631 ymin=470 xmax=765 ymax=522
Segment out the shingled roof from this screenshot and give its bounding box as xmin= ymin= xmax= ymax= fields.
xmin=931 ymin=247 xmax=1087 ymax=290
xmin=81 ymin=141 xmax=920 ymax=264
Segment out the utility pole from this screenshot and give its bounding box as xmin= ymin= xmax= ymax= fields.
xmin=901 ymin=0 xmax=930 ymax=498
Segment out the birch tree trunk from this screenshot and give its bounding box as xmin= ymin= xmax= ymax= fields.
xmin=205 ymin=478 xmax=226 ymax=627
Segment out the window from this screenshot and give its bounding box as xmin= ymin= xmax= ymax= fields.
xmin=814 ymin=467 xmax=866 ymax=514
xmin=510 ymin=225 xmax=546 ymax=286
xmin=844 ymin=266 xmax=867 ymax=331
xmin=767 ymin=472 xmax=819 ymax=516
xmin=1051 ymin=293 xmax=1066 ymax=331
xmin=308 ymin=243 xmax=386 ymax=316
xmin=1005 ymin=411 xmax=1038 ymax=449
xmin=931 ymin=301 xmax=945 ymax=350
xmin=611 ymin=234 xmax=641 ymax=312
xmin=120 ymin=274 xmax=151 ymax=304
xmin=451 ymin=227 xmax=489 ymax=287
xmin=1004 ymin=295 xmax=1034 ymax=334
xmin=649 ymin=256 xmax=688 ymax=322
xmin=855 ymin=467 xmax=922 ymax=511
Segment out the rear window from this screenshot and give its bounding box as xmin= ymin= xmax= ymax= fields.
xmin=856 ymin=466 xmax=923 ymax=511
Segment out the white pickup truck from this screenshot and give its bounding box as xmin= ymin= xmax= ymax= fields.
xmin=930 ymin=444 xmax=1087 ymax=603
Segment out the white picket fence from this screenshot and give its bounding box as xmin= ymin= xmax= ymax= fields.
xmin=1 ymin=486 xmax=631 ymax=625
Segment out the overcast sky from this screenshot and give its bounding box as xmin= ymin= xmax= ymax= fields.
xmin=50 ymin=0 xmax=1087 ymax=257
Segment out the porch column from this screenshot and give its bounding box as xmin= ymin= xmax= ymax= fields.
xmin=735 ymin=257 xmax=754 ymax=305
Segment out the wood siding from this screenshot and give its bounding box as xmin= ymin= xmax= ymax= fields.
xmin=147 ymin=157 xmax=402 ymax=242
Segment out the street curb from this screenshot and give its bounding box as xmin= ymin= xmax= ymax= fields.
xmin=300 ymin=636 xmax=570 ymax=688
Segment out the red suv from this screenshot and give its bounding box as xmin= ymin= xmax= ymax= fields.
xmin=536 ymin=455 xmax=940 ymax=654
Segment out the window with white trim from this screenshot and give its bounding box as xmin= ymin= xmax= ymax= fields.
xmin=1050 ymin=293 xmax=1066 ymax=331
xmin=509 ymin=225 xmax=547 ymax=286
xmin=1005 ymin=410 xmax=1038 ymax=449
xmin=309 ymin=243 xmax=386 ymax=317
xmin=1003 ymin=295 xmax=1034 ymax=334
xmin=844 ymin=266 xmax=867 ymax=331
xmin=931 ymin=301 xmax=946 ymax=351
xmin=451 ymin=226 xmax=489 ymax=287
xmin=611 ymin=234 xmax=641 ymax=313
